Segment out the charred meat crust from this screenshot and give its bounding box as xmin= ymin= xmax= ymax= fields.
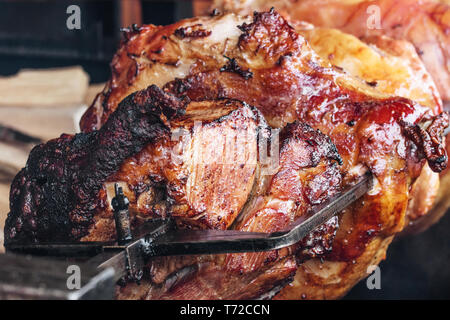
xmin=220 ymin=56 xmax=253 ymax=80
xmin=280 ymin=122 xmax=343 ymax=166
xmin=8 ymin=8 xmax=450 ymax=299
xmin=297 ymin=216 xmax=338 ymax=261
xmin=400 ymin=112 xmax=449 ymax=172
xmin=80 ymin=22 xmax=178 ymax=132
xmin=120 ymin=24 xmax=144 ymax=42
xmin=212 ymin=0 xmax=450 ymax=101
xmin=5 ymin=85 xmax=185 ymax=245
xmin=174 ymin=24 xmax=212 ymax=39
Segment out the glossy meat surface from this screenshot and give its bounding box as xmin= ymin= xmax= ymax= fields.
xmin=84 ymin=10 xmax=447 ymax=299
xmin=208 ymin=0 xmax=450 ymax=101
xmin=291 ymin=24 xmax=445 ymax=228
xmin=293 ymin=24 xmax=443 ymax=113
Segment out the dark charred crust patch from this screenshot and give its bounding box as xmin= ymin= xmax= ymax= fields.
xmin=174 ymin=24 xmax=212 ymax=39
xmin=164 ymin=77 xmax=193 ymax=95
xmin=210 ymin=8 xmax=220 ymax=16
xmin=237 ymin=22 xmax=252 ymax=34
xmin=237 ymin=9 xmax=299 ymax=66
xmin=400 ymin=112 xmax=449 ymax=172
xmin=282 ymin=122 xmax=343 ymax=166
xmin=5 ymin=85 xmax=187 ymax=245
xmin=220 ymin=56 xmax=253 ymax=80
xmin=277 ymin=53 xmax=293 ymax=66
xmin=238 ymin=9 xmax=284 ymax=35
xmin=366 ymin=80 xmax=378 ymax=87
xmin=120 ymin=24 xmax=144 ymax=42
xmin=297 ymin=216 xmax=339 ymax=261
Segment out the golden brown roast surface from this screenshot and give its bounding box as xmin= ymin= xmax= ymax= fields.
xmin=5 ymin=10 xmax=449 ymax=299
xmin=205 ymin=0 xmax=450 ymax=102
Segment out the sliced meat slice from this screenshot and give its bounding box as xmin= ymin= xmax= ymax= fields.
xmin=123 ymin=122 xmax=343 ymax=300
xmin=108 ymin=99 xmax=266 ymax=230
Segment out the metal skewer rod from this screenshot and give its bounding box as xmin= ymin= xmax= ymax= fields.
xmin=140 ymin=171 xmax=373 ymax=257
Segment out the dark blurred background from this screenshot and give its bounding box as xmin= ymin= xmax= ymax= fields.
xmin=0 ymin=0 xmax=193 ymax=83
xmin=0 ymin=0 xmax=448 ymax=300
xmin=344 ymin=214 xmax=450 ymax=300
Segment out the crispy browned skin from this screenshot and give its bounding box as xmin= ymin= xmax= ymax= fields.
xmin=6 ymin=86 xmax=274 ymax=243
xmin=6 ymin=11 xmax=449 ymax=299
xmin=293 ymin=24 xmax=443 ymax=113
xmin=5 ymin=84 xmax=344 ymax=299
xmin=207 ymin=0 xmax=450 ymax=237
xmin=290 ymin=24 xmax=445 ymax=230
xmin=5 ymin=86 xmax=183 ymax=243
xmin=207 ymin=0 xmax=450 ymax=101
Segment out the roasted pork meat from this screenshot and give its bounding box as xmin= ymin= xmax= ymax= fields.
xmin=205 ymin=0 xmax=450 ymax=102
xmin=5 ymin=10 xmax=449 ymax=299
xmin=289 ymin=23 xmax=445 ymax=231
